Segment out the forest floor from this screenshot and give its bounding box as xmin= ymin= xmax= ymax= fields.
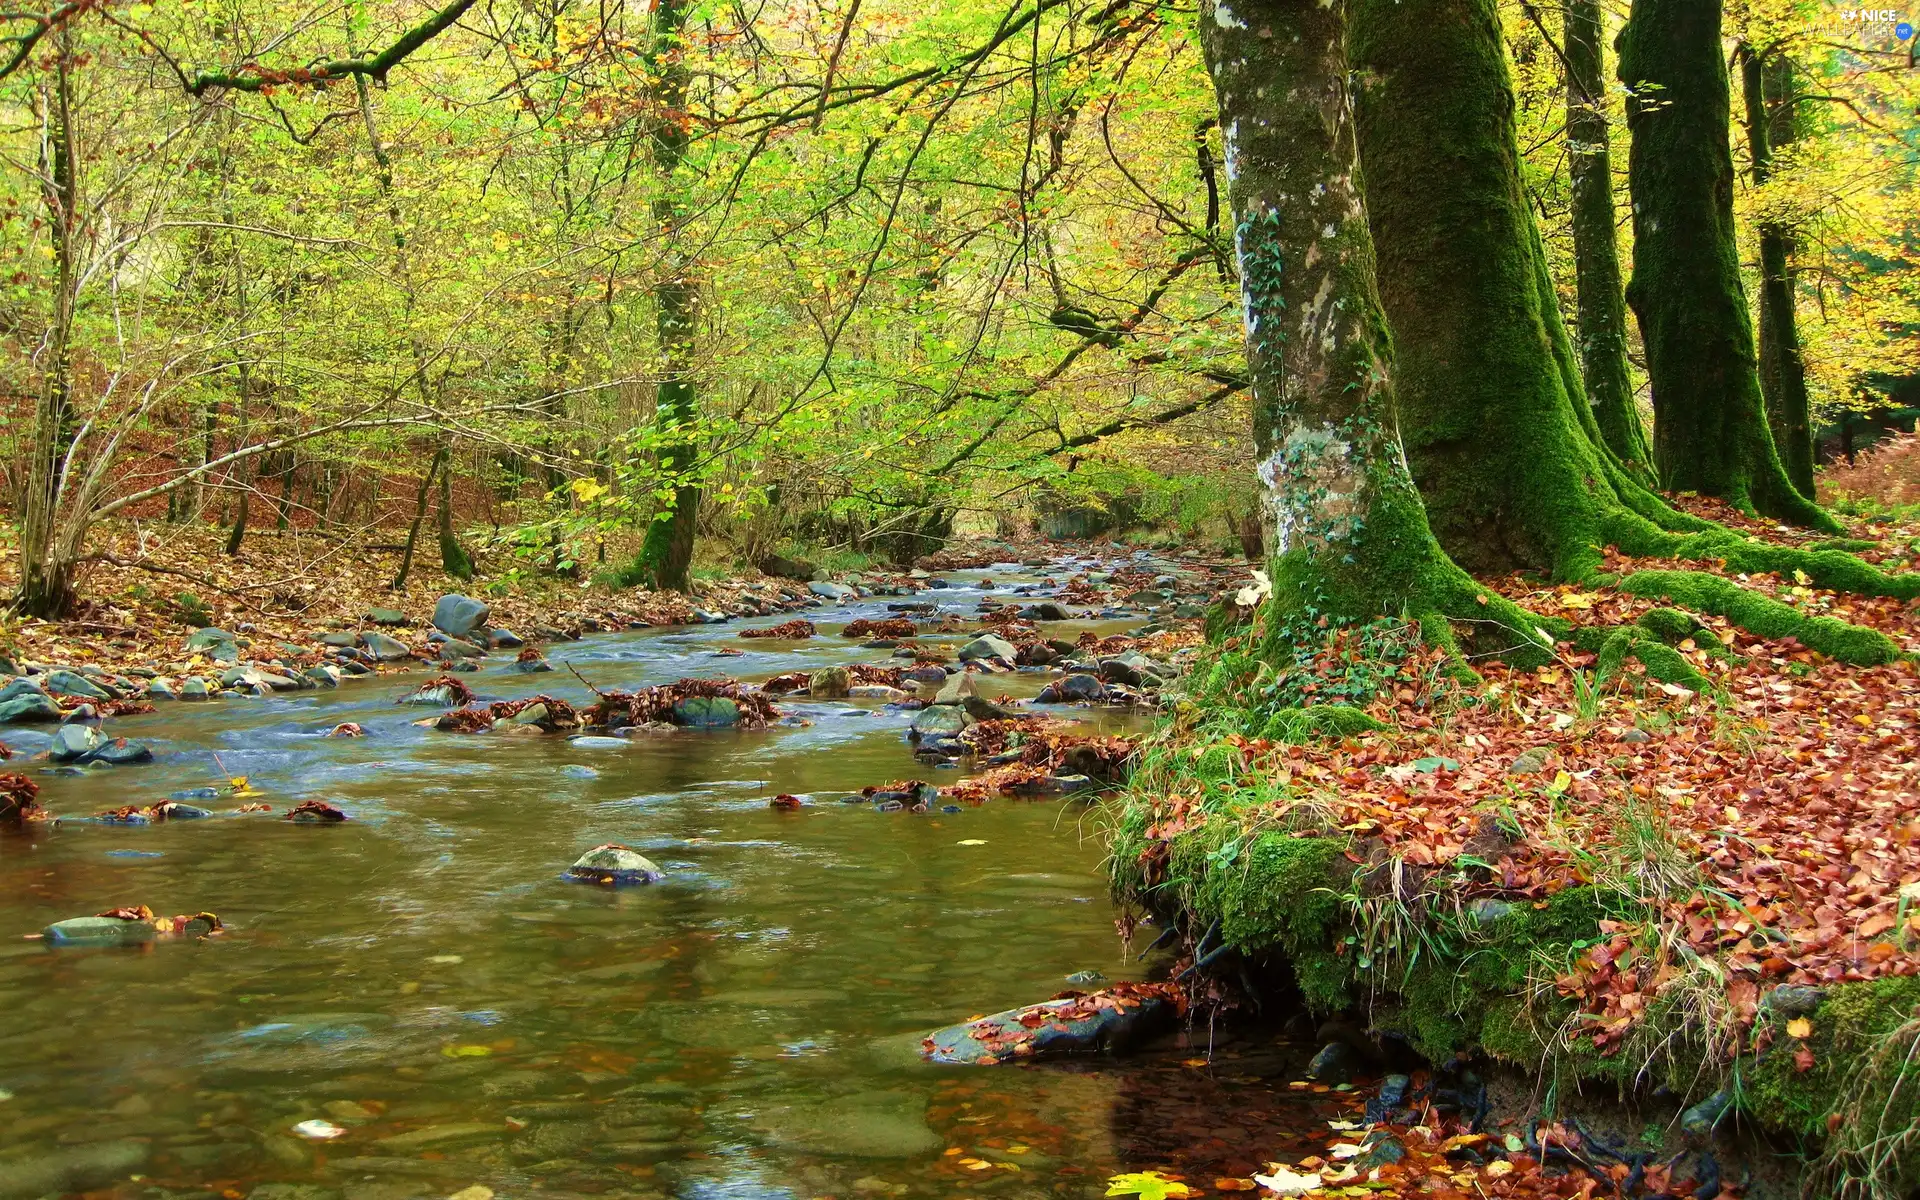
xmin=1113 ymin=492 xmax=1920 ymax=1199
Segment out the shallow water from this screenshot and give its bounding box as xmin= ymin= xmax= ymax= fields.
xmin=0 ymin=562 xmax=1333 ymax=1199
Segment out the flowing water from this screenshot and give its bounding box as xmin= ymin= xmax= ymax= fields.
xmin=0 ymin=561 xmax=1335 ymax=1200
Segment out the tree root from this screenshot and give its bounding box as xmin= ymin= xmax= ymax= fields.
xmin=1619 ymin=569 xmax=1902 ymax=666
xmin=1603 ymin=514 xmax=1920 ymax=600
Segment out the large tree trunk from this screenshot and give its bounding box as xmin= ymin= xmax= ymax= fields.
xmin=13 ymin=50 xmax=79 ymax=619
xmin=1740 ymin=48 xmax=1815 ymax=497
xmin=1564 ymin=0 xmax=1652 ymax=477
xmin=631 ymin=0 xmax=701 ymax=593
xmin=1616 ymin=0 xmax=1832 ymax=529
xmin=1201 ymin=0 xmax=1544 ymax=660
xmin=1350 ymin=0 xmax=1686 ymax=580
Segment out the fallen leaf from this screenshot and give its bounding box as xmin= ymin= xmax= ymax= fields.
xmin=1787 ymin=1017 xmax=1812 ymax=1039
xmin=1251 ymin=1168 xmax=1322 ymax=1197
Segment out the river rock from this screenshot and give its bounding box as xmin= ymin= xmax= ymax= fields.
xmin=432 ymin=594 xmax=491 ymax=640
xmin=810 ymin=666 xmax=852 ymax=698
xmin=905 ymin=664 xmax=947 ymax=685
xmin=146 ymin=677 xmax=177 ymax=701
xmin=1023 ymin=602 xmax=1071 ymax=621
xmin=486 ymin=628 xmax=524 ymax=649
xmin=0 ymin=678 xmax=60 ymax=723
xmin=510 ymin=1119 xmax=597 ymax=1164
xmin=401 ymin=681 xmax=467 ymax=706
xmin=41 ymin=668 xmax=111 ymax=700
xmin=437 ymin=637 xmax=487 ymax=659
xmin=1306 ymin=1040 xmax=1362 ymax=1083
xmin=514 ymin=655 xmax=554 ymax=673
xmin=304 ymin=666 xmax=341 ymax=688
xmin=849 ymin=684 xmax=911 ymax=702
xmin=922 ymin=989 xmax=1175 ymax=1064
xmin=376 ymin=1123 xmax=501 ymax=1153
xmin=1041 ymin=673 xmax=1106 ymax=703
xmin=0 ymin=1139 xmax=151 ymax=1198
xmin=1098 ymin=653 xmax=1167 ymax=688
xmin=359 ymin=632 xmax=413 ymax=662
xmin=671 ymin=696 xmax=740 ymax=728
xmin=565 ymin=844 xmax=662 ymax=885
xmin=809 ymin=581 xmax=853 ymax=601
xmin=48 ymin=724 xmax=101 ymax=763
xmin=364 ymin=607 xmax=408 ymax=626
xmin=318 ymin=631 xmax=357 ymax=648
xmin=909 ymin=705 xmax=968 ymax=739
xmin=931 ymin=672 xmax=976 ymax=704
xmin=181 ymin=678 xmax=213 ymax=700
xmin=958 ymin=634 xmax=1016 ymax=665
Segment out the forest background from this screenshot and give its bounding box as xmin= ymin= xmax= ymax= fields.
xmin=1 ymin=0 xmax=1914 ymax=620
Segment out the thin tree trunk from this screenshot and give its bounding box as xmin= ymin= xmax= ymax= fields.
xmin=13 ymin=47 xmax=80 ymax=618
xmin=1564 ymin=0 xmax=1652 ymax=476
xmin=632 ymin=0 xmax=701 ymax=593
xmin=276 ymin=452 xmax=296 ymax=530
xmin=437 ymin=449 xmax=474 ymax=581
xmin=1617 ymin=0 xmax=1833 ymax=529
xmin=392 ymin=449 xmax=444 ymax=591
xmin=1740 ymin=47 xmax=1816 ymax=497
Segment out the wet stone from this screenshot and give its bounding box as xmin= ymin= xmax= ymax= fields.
xmin=671 ymin=696 xmax=739 ymax=728
xmin=0 ymin=1139 xmax=152 ymax=1199
xmin=565 ymin=844 xmax=663 ymax=886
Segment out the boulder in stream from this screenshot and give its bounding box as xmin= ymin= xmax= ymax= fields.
xmin=48 ymin=725 xmax=154 ymax=766
xmin=671 ymin=696 xmax=740 ymax=728
xmin=922 ymin=982 xmax=1181 ymax=1064
xmin=433 ymin=594 xmax=492 ymax=640
xmin=957 ymin=633 xmax=1017 ymax=665
xmin=359 ymin=631 xmax=413 ymax=662
xmin=565 ymin=843 xmax=663 ymax=885
xmin=810 ymin=665 xmax=852 ymax=698
xmin=809 ymin=581 xmax=853 ymax=601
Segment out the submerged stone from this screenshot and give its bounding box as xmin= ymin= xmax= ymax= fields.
xmin=565 ymin=843 xmax=662 ymax=886
xmin=0 ymin=1139 xmax=151 ymax=1199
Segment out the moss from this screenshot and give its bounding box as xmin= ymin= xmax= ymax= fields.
xmin=1744 ymin=976 xmax=1920 ymax=1137
xmin=1184 ymin=832 xmax=1355 ymax=1012
xmin=1253 ymin=705 xmax=1387 ymax=743
xmin=1621 ymin=569 xmax=1901 ymax=665
xmin=1635 ymin=606 xmax=1710 ymax=643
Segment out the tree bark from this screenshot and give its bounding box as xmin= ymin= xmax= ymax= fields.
xmin=1351 ymin=0 xmax=1689 ymax=580
xmin=1564 ymin=0 xmax=1652 ymax=476
xmin=631 ymin=0 xmax=701 ymax=593
xmin=1201 ymin=0 xmax=1544 ymax=660
xmin=1740 ymin=47 xmax=1815 ymax=497
xmin=1616 ymin=0 xmax=1832 ymax=528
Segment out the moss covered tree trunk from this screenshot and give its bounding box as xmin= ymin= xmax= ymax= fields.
xmin=1564 ymin=0 xmax=1652 ymax=477
xmin=1616 ymin=0 xmax=1831 ymax=529
xmin=631 ymin=0 xmax=701 ymax=594
xmin=1740 ymin=47 xmax=1816 ymax=497
xmin=1201 ymin=0 xmax=1546 ymax=660
xmin=1350 ymin=0 xmax=1687 ymax=580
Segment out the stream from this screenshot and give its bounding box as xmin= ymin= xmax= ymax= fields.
xmin=0 ymin=558 xmax=1339 ymax=1200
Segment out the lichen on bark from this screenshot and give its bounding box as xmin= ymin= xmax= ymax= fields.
xmin=1204 ymin=0 xmax=1547 ymax=666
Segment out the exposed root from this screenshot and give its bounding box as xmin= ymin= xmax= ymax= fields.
xmin=1620 ymin=569 xmax=1901 ymax=666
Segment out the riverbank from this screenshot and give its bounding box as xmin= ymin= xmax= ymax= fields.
xmin=1110 ymin=497 xmax=1920 ymax=1197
